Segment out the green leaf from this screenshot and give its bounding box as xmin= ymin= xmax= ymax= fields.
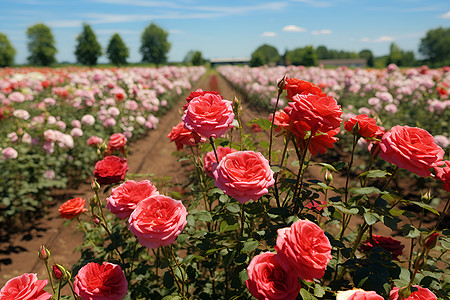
xmin=270 ymin=165 xmax=281 ymax=173
xmin=350 ymin=187 xmax=386 ymax=195
xmin=207 ymin=187 xmax=224 ymax=196
xmin=220 ymin=220 xmax=239 ymax=233
xmin=314 ymin=284 xmax=326 ymax=297
xmin=242 ymin=240 xmax=259 ymax=253
xmin=364 ymin=212 xmax=379 ymax=225
xmin=239 ymin=269 xmax=249 ymax=284
xmin=359 ymin=170 xmax=390 ymax=178
xmin=195 ymin=210 xmax=212 ymax=222
xmin=226 ymin=203 xmax=241 ymax=213
xmin=163 ymin=271 xmax=174 ymax=288
xmin=409 ymin=201 xmax=439 ymax=215
xmin=300 ymin=288 xmax=317 ymax=300
xmin=247 ymin=117 xmax=273 ymax=130
xmin=315 ymin=162 xmax=338 ymax=172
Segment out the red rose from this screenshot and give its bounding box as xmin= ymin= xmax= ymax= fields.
xmin=300 ymin=127 xmax=340 ymax=156
xmin=74 ymin=262 xmax=128 ymax=300
xmin=285 ymin=78 xmax=327 ymax=100
xmin=183 ymin=89 xmax=222 ymax=110
xmin=107 ymin=133 xmax=127 ymax=153
xmin=270 ymin=109 xmax=291 ymax=133
xmin=182 ymin=92 xmax=234 ymax=138
xmin=167 ymin=121 xmax=205 ymax=150
xmin=424 ymin=232 xmax=440 ymax=250
xmin=284 ymin=93 xmax=342 ymax=135
xmin=106 ymin=180 xmax=159 ymax=219
xmin=389 ymin=285 xmax=437 ymax=300
xmin=212 ymin=151 xmax=274 ymax=204
xmin=246 ymin=252 xmax=301 ymax=300
xmin=94 ymin=155 xmax=129 ymax=185
xmin=275 ymin=219 xmax=332 ymax=282
xmin=128 ymin=195 xmax=188 ymax=249
xmin=379 ymin=126 xmax=444 ymax=177
xmin=337 ymin=290 xmax=384 ymax=300
xmin=0 ymin=273 xmax=52 ymax=300
xmin=434 ymin=161 xmax=450 ymax=192
xmin=344 ymin=114 xmax=384 ymax=139
xmin=203 ymin=146 xmax=237 ymax=177
xmin=360 ymin=234 xmax=405 ymax=261
xmin=59 ymin=197 xmax=88 ymax=220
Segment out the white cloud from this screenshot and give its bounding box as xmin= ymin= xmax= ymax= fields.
xmin=282 ymin=25 xmax=306 ymax=32
xmin=440 ymin=11 xmax=450 ymax=19
xmin=375 ymin=36 xmax=395 ymax=42
xmin=292 ymin=0 xmax=332 ymax=8
xmin=47 ymin=20 xmax=83 ymax=28
xmin=261 ymin=32 xmax=277 ymax=37
xmin=361 ymin=37 xmax=370 ymax=42
xmin=311 ymin=29 xmax=331 ymax=35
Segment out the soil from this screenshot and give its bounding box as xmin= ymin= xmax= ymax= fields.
xmin=1 ymin=70 xmax=447 ymax=291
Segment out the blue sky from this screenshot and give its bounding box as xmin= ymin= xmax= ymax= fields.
xmin=1 ymin=0 xmax=449 ymax=64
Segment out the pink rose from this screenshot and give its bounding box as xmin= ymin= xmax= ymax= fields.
xmin=87 ymin=136 xmax=103 ymax=147
xmin=212 ymin=151 xmax=274 ymax=204
xmin=182 ymin=92 xmax=234 ymax=138
xmin=74 ymin=262 xmax=128 ymax=300
xmin=379 ymin=126 xmax=444 ymax=177
xmin=275 ymin=219 xmax=331 ymax=281
xmin=389 ymin=285 xmax=437 ymax=300
xmin=106 ymin=180 xmax=159 ymax=219
xmin=203 ymin=146 xmax=237 ymax=177
xmin=246 ymin=252 xmax=301 ymax=300
xmin=128 ymin=195 xmax=188 ymax=249
xmin=1 ymin=147 xmax=18 ymax=159
xmin=337 ymin=289 xmax=384 ymax=300
xmin=167 ymin=121 xmax=205 ymax=150
xmin=434 ymin=161 xmax=450 ymax=192
xmin=108 ymin=133 xmax=127 ymax=153
xmin=0 ymin=273 xmax=52 ymax=300
xmin=93 ymin=156 xmax=129 ymax=185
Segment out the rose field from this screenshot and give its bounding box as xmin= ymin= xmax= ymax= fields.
xmin=0 ymin=64 xmax=450 ymax=300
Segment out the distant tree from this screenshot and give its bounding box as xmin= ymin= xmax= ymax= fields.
xmin=0 ymin=33 xmax=16 ymax=67
xmin=250 ymin=44 xmax=280 ymax=66
xmin=400 ymin=51 xmax=416 ymax=67
xmin=250 ymin=51 xmax=265 ymax=67
xmin=316 ymin=45 xmax=328 ymax=59
xmin=26 ymin=23 xmax=57 ymax=66
xmin=75 ymin=23 xmax=102 ymax=66
xmin=288 ymin=46 xmax=317 ymax=66
xmin=359 ymin=49 xmax=374 ymax=67
xmin=386 ymin=42 xmax=403 ymax=66
xmin=106 ymin=33 xmax=129 ymax=66
xmin=419 ymin=27 xmax=450 ymax=67
xmin=183 ymin=50 xmax=195 ymax=64
xmin=191 ymin=51 xmax=204 ymax=66
xmin=140 ymin=23 xmax=171 ymax=66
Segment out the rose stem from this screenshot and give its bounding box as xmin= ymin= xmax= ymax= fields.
xmin=57 ymin=278 xmax=62 ymax=300
xmin=292 ymin=134 xmax=312 ymax=213
xmin=44 ymin=260 xmax=56 ymax=293
xmin=209 ymin=137 xmax=220 ymax=163
xmin=170 ymin=245 xmax=186 ymax=297
xmin=268 ymin=75 xmax=286 ymax=165
xmin=273 ymin=131 xmax=291 ymax=208
xmin=240 ymin=203 xmax=245 ymax=239
xmin=76 ymin=216 xmax=96 ymax=248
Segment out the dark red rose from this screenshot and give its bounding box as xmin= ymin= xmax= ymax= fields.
xmin=93 ymin=155 xmax=129 ymax=185
xmin=360 ymin=234 xmax=405 ymax=261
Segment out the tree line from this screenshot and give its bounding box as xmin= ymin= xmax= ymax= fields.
xmin=0 ymin=22 xmax=172 ymax=67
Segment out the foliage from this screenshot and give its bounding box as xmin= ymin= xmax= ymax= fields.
xmin=26 ymin=23 xmax=57 ymax=66
xmin=359 ymin=49 xmax=374 ymax=67
xmin=106 ymin=33 xmax=129 ymax=66
xmin=250 ymin=44 xmax=280 ymax=67
xmin=287 ymin=46 xmax=318 ymax=66
xmin=140 ymin=23 xmax=171 ymax=66
xmin=74 ymin=23 xmax=102 ymax=66
xmin=0 ymin=32 xmax=16 ymax=67
xmin=419 ymin=27 xmax=450 ymax=67
xmin=191 ymin=51 xmax=204 ymax=66
xmin=316 ymin=45 xmax=359 ymax=60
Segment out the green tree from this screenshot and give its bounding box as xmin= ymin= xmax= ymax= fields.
xmin=386 ymin=42 xmax=403 ymax=66
xmin=419 ymin=27 xmax=450 ymax=67
xmin=106 ymin=33 xmax=129 ymax=66
xmin=140 ymin=23 xmax=171 ymax=66
xmin=75 ymin=23 xmax=102 ymax=66
xmin=359 ymin=49 xmax=374 ymax=67
xmin=316 ymin=45 xmax=328 ymax=59
xmin=191 ymin=51 xmax=204 ymax=66
xmin=400 ymin=51 xmax=416 ymax=67
xmin=288 ymin=46 xmax=317 ymax=66
xmin=26 ymin=23 xmax=57 ymax=66
xmin=0 ymin=33 xmax=16 ymax=67
xmin=250 ymin=44 xmax=280 ymax=66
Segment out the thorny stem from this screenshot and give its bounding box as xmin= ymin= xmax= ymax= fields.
xmin=76 ymin=216 xmax=96 ymax=248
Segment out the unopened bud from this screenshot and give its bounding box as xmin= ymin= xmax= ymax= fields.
xmin=277 ymin=75 xmax=286 ymax=92
xmin=92 ymin=215 xmax=101 ymax=226
xmin=324 ymin=170 xmax=333 ymax=183
xmin=91 ymin=179 xmax=100 ymax=192
xmin=397 ymin=286 xmax=412 ymax=300
xmin=52 ymin=264 xmax=65 ymax=280
xmin=38 ymin=245 xmax=50 ymax=261
xmin=91 ymin=195 xmax=99 ymax=208
xmin=413 ymin=253 xmax=425 ymax=270
xmin=421 ymin=190 xmax=433 ymax=203
xmin=424 ymin=232 xmax=440 ymax=250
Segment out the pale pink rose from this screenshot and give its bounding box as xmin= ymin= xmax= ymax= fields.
xmin=13 ymin=109 xmax=30 ymax=120
xmin=385 ymin=104 xmax=398 ymax=114
xmin=379 ymin=126 xmax=444 ymax=177
xmin=58 ymin=134 xmax=74 ymax=149
xmin=246 ymin=252 xmax=301 ymax=300
xmin=43 ymin=97 xmax=56 ymax=105
xmin=161 ymin=99 xmax=168 ymax=107
xmin=212 ymin=151 xmax=274 ymax=204
xmin=36 ymin=101 xmax=46 ymax=110
xmin=182 ymin=92 xmax=235 ymax=138
xmin=22 ymin=133 xmax=32 ymax=144
xmin=1 ymin=147 xmax=18 ymax=159
xmin=108 ymin=106 xmax=120 ymax=117
xmin=337 ymin=289 xmax=383 ymax=300
xmin=87 ymin=136 xmax=103 ymax=147
xmin=7 ymin=132 xmax=18 ymax=143
xmin=43 ymin=170 xmax=55 ymax=180
xmin=56 ymin=120 xmax=66 ymax=130
xmin=275 ymin=219 xmax=332 ymax=282
xmin=128 ymin=195 xmax=188 ymax=249
xmin=71 ymin=119 xmax=82 ymax=128
xmin=106 ymin=180 xmax=159 ymax=219
xmin=47 ymin=116 xmax=56 ymax=124
xmin=81 ymin=114 xmax=95 ymax=126
xmin=433 ymin=135 xmax=450 ymax=148
xmin=74 ymin=262 xmax=127 ymax=300
xmin=0 ymin=273 xmax=52 ymax=300
xmin=70 ymin=128 xmax=83 ymax=137
xmin=8 ymin=91 xmax=26 ymax=103
xmin=103 ymin=118 xmax=116 ymax=127
xmin=124 ymin=100 xmax=138 ymax=110
xmin=136 ymin=116 xmax=146 ymax=125
xmin=203 ymin=146 xmax=237 ymax=177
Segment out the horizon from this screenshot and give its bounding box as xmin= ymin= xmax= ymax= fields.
xmin=1 ymin=0 xmax=449 ymax=64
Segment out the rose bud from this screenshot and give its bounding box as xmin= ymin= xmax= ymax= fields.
xmin=52 ymin=264 xmax=65 ymax=280
xmin=424 ymin=232 xmax=440 ymax=250
xmin=38 ymin=245 xmax=50 ymax=261
xmin=91 ymin=179 xmax=100 ymax=192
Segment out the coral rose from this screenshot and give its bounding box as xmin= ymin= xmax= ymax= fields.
xmin=128 ymin=195 xmax=188 ymax=249
xmin=389 ymin=285 xmax=437 ymax=300
xmin=275 ymin=219 xmax=331 ymax=282
xmin=246 ymin=252 xmax=301 ymax=300
xmin=74 ymin=262 xmax=128 ymax=300
xmin=167 ymin=121 xmax=205 ymax=150
xmin=87 ymin=136 xmax=103 ymax=147
xmin=203 ymin=146 xmax=237 ymax=177
xmin=337 ymin=289 xmax=384 ymax=300
xmin=434 ymin=161 xmax=450 ymax=192
xmin=300 ymin=128 xmax=340 ymax=156
xmin=107 ymin=133 xmax=127 ymax=153
xmin=285 ymin=78 xmax=327 ymax=100
xmin=94 ymin=155 xmax=129 ymax=185
xmin=344 ymin=114 xmax=384 ymax=139
xmin=269 ymin=109 xmax=290 ymax=133
xmin=284 ymin=93 xmax=342 ymax=135
xmin=182 ymin=92 xmax=234 ymax=138
xmin=360 ymin=234 xmax=405 ymax=261
xmin=379 ymin=125 xmax=444 ymax=177
xmin=59 ymin=197 xmax=88 ymax=220
xmin=212 ymin=151 xmax=274 ymax=204
xmin=106 ymin=180 xmax=159 ymax=219
xmin=0 ymin=273 xmax=52 ymax=300
xmin=183 ymin=89 xmax=222 ymax=110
